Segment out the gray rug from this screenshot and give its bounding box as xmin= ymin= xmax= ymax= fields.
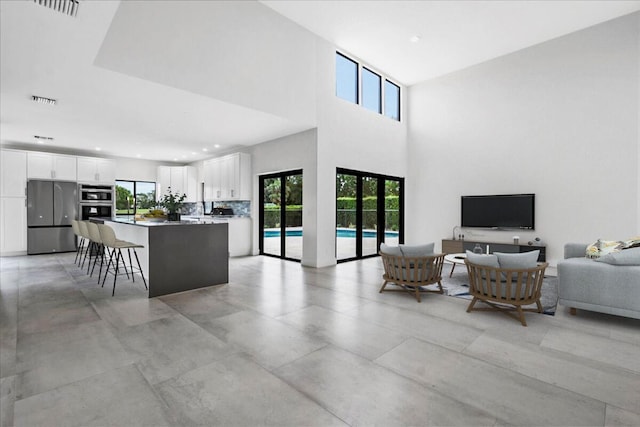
xmin=434 ymin=264 xmax=559 ymax=315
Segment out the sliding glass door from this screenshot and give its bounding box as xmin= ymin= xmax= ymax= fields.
xmin=336 ymin=168 xmax=404 ymax=262
xmin=259 ymin=170 xmax=303 ymax=262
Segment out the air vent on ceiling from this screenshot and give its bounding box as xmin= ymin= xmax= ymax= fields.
xmin=34 ymin=135 xmax=55 ymax=143
xmin=33 ymin=0 xmax=79 ymax=18
xmin=32 ymin=95 xmax=57 ymax=105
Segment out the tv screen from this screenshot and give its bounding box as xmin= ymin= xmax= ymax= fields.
xmin=461 ymin=194 xmax=535 ymax=230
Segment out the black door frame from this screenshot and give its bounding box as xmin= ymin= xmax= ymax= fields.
xmin=258 ymin=169 xmax=303 ymax=262
xmin=336 ymin=168 xmax=404 ymax=263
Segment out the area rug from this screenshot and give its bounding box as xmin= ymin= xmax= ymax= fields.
xmin=435 ymin=264 xmax=559 ymax=315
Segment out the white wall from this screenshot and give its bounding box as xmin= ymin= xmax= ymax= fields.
xmin=250 ymin=129 xmax=318 ymax=266
xmin=312 ymin=40 xmax=409 ymax=267
xmin=407 ymin=12 xmax=640 ymax=266
xmin=95 ymin=1 xmax=317 ymax=125
xmin=115 ymin=157 xmax=167 ymax=182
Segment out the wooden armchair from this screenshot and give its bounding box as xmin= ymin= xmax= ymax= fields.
xmin=379 ymin=252 xmax=446 ymax=302
xmin=464 ymin=259 xmax=549 ymax=326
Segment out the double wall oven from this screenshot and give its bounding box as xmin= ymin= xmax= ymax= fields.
xmin=79 ymin=184 xmax=114 ymax=220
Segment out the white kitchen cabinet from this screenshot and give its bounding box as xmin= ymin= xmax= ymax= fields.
xmin=77 ymin=157 xmax=116 ymax=184
xmin=1 ymin=149 xmax=27 ymax=197
xmin=0 ymin=196 xmax=27 ymax=255
xmin=157 ymin=166 xmax=197 ymax=202
xmin=27 ymin=151 xmax=77 ymax=181
xmin=203 ymin=153 xmax=251 ymax=201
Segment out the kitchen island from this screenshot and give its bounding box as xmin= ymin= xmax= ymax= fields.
xmin=96 ymin=218 xmax=228 ymax=298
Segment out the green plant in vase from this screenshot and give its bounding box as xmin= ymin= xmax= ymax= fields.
xmin=159 ymin=187 xmax=187 ymax=221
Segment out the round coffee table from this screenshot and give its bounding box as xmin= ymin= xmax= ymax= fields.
xmin=444 ymin=253 xmax=467 ymax=277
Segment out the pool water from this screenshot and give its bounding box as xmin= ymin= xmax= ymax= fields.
xmin=264 ymin=229 xmax=398 ymax=238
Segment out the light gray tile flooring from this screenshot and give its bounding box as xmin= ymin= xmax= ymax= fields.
xmin=1 ymin=252 xmax=640 ymax=426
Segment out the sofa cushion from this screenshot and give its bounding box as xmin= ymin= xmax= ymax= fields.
xmin=465 ymin=250 xmax=499 ymax=268
xmin=495 ymin=251 xmax=540 ymax=269
xmin=595 ymin=247 xmax=640 ymax=266
xmin=400 ymin=243 xmax=434 ymax=257
xmin=380 ymin=243 xmax=402 ymax=256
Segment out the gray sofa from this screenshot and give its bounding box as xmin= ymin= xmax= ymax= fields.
xmin=557 ymin=243 xmax=640 ymax=319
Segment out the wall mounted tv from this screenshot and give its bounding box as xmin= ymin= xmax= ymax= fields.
xmin=461 ymin=194 xmax=535 ymax=230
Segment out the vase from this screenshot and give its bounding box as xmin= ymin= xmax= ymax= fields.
xmin=472 ymin=243 xmax=483 ymax=254
xmin=167 ymin=212 xmax=181 ymax=221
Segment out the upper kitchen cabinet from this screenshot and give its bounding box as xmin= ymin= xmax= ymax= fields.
xmin=27 ymin=151 xmax=77 ymax=181
xmin=1 ymin=149 xmax=27 ymax=197
xmin=157 ymin=166 xmax=197 ymax=202
xmin=204 ymin=153 xmax=251 ymax=201
xmin=76 ymin=157 xmax=116 ymax=184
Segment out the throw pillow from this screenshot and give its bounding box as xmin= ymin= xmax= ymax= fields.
xmin=622 ymin=236 xmax=640 ymax=250
xmin=586 ymin=239 xmax=624 ymax=259
xmin=595 ymin=247 xmax=640 ymax=266
xmin=380 ymin=243 xmax=402 ymax=256
xmin=400 ymin=243 xmax=434 ymax=258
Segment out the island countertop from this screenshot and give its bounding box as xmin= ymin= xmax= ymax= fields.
xmin=99 ymin=218 xmax=229 ymax=297
xmin=96 ymin=217 xmax=219 ymax=226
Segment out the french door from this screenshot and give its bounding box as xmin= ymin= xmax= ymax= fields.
xmin=259 ymin=170 xmax=303 ymax=262
xmin=336 ymin=168 xmax=404 ymax=262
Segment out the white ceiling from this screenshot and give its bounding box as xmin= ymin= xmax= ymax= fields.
xmin=1 ymin=0 xmax=639 ymax=162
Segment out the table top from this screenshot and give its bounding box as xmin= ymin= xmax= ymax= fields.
xmin=444 ymin=253 xmax=467 ymax=264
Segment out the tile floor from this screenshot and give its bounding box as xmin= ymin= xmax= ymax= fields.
xmin=1 ymin=253 xmax=639 ymax=426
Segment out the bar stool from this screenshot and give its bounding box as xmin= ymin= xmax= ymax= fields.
xmin=97 ymin=223 xmax=148 ymax=296
xmin=86 ymin=221 xmax=111 ymax=283
xmin=71 ymin=220 xmax=85 ymax=265
xmin=77 ymin=221 xmax=95 ymax=271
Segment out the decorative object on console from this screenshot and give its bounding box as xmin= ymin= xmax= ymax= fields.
xmin=472 ymin=243 xmax=483 ymax=254
xmin=527 ymin=237 xmax=543 ymax=246
xmin=513 ymin=236 xmax=519 ymax=244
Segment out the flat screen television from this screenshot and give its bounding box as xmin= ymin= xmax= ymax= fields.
xmin=461 ymin=194 xmax=535 ymax=230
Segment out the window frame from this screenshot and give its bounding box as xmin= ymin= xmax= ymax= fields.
xmin=361 ymin=66 xmax=382 ymax=114
xmin=335 ymin=52 xmax=359 ymax=105
xmin=115 ymin=179 xmax=157 ymax=217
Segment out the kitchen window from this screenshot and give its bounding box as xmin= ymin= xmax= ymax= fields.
xmin=115 ymin=180 xmax=156 ymax=216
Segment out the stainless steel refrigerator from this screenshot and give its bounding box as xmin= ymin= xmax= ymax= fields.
xmin=27 ymin=180 xmax=77 ymax=254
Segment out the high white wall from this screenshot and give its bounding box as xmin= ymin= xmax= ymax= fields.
xmin=313 ymin=40 xmax=408 ymax=267
xmin=96 ymin=0 xmax=317 ymax=125
xmin=407 ymin=12 xmax=640 ymax=266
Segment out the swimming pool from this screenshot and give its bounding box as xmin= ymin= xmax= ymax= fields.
xmin=263 ymin=229 xmax=399 ymax=238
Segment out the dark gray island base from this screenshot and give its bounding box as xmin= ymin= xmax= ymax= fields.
xmin=99 ymin=218 xmax=229 ymax=298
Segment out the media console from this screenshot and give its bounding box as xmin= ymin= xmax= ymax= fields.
xmin=441 ymin=239 xmax=546 ymax=262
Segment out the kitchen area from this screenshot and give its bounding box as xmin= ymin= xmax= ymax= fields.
xmin=0 ymin=148 xmax=253 ymax=298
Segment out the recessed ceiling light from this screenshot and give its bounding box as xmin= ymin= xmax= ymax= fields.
xmin=173 ymin=158 xmax=178 ymax=161
xmin=136 ymin=154 xmax=141 ymax=158
xmin=202 ymin=148 xmax=208 ymax=152
xmin=191 ymin=152 xmax=196 ymax=155
xmin=214 ymin=144 xmax=220 ymax=148
xmin=32 ymin=95 xmax=57 ymax=105
xmin=410 ymin=35 xmax=422 ymax=43
xmin=95 ymin=147 xmax=101 ymax=151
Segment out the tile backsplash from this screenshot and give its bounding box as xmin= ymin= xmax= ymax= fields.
xmin=182 ymin=201 xmax=251 ymax=217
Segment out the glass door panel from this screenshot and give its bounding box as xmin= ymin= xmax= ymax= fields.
xmin=135 ymin=181 xmax=156 ymax=216
xmin=384 ymin=179 xmax=400 ymax=246
xmin=336 ymin=173 xmax=357 ymax=261
xmin=285 ymin=174 xmax=303 ymax=260
xmin=262 ymin=177 xmax=281 ymax=257
xmin=362 ymin=177 xmax=378 ymax=257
